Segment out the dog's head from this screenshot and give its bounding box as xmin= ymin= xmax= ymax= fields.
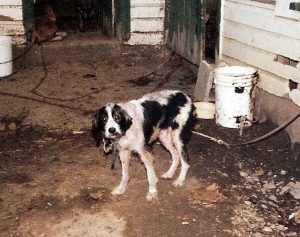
xmin=92 ymin=103 xmax=132 ymax=146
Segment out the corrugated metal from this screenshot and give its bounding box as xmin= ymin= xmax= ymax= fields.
xmin=164 ymin=0 xmax=205 ymax=65
xmin=0 ymin=0 xmax=26 ymax=44
xmin=126 ymin=0 xmax=165 ymax=45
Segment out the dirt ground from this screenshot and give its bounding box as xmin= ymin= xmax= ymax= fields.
xmin=0 ymin=36 xmax=299 ymax=237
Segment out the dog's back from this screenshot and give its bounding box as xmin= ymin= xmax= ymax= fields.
xmin=136 ymin=90 xmax=196 ymax=146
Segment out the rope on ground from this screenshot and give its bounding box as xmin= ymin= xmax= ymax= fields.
xmin=192 ymin=112 xmax=300 ymax=147
xmin=0 ymin=47 xmax=178 ymax=115
xmin=126 ymin=51 xmax=176 ymax=83
xmin=151 ymin=56 xmax=183 ymax=92
xmin=0 ymin=91 xmax=94 ymax=114
xmin=0 ymin=44 xmax=34 ymax=79
xmin=84 ymin=51 xmax=177 ymax=94
xmin=30 ymin=44 xmax=104 ymax=102
xmin=0 ymin=44 xmax=34 ymax=65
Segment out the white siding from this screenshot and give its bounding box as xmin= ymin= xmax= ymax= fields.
xmin=126 ymin=0 xmax=165 ymax=45
xmin=221 ymin=0 xmax=300 ymax=107
xmin=0 ymin=0 xmax=25 ymax=44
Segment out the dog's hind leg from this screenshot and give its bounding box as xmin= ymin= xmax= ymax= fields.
xmin=171 ymin=130 xmax=190 ymax=187
xmin=111 ymin=149 xmax=131 ymax=195
xmin=139 ymin=149 xmax=158 ymax=201
xmin=159 ymin=129 xmax=180 ymax=179
xmin=172 ymin=105 xmax=195 ymax=187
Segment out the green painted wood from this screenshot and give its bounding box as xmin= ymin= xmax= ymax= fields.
xmin=115 ymin=0 xmax=130 ymax=40
xmin=100 ymin=0 xmax=113 ymax=37
xmin=22 ymin=0 xmax=34 ymax=42
xmin=165 ymin=0 xmax=205 ymax=65
xmin=100 ymin=0 xmax=130 ymax=40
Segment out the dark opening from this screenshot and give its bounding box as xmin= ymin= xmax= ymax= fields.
xmin=51 ymin=0 xmax=100 ymax=33
xmin=289 ymin=79 xmax=299 ymax=91
xmin=204 ymin=0 xmax=219 ymax=63
xmin=32 ymin=0 xmax=109 ymax=43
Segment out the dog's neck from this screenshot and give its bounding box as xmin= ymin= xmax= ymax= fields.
xmin=103 ymin=138 xmax=119 ymax=169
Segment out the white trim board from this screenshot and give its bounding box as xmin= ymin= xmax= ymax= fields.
xmin=275 ymin=0 xmax=300 ymax=20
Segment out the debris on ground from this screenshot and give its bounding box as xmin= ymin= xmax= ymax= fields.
xmin=0 ymin=45 xmax=299 ymax=237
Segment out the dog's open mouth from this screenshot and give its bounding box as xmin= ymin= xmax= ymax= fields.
xmin=103 ymin=139 xmax=114 ymax=154
xmin=102 ymin=134 xmax=120 ymax=154
xmin=105 ymin=134 xmax=121 ymax=140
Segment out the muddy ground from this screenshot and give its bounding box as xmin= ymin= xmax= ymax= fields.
xmin=0 ymin=37 xmax=299 ymax=237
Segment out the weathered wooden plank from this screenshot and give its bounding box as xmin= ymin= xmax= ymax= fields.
xmin=0 ymin=6 xmax=23 ymax=21
xmin=131 ymin=0 xmax=164 ymax=4
xmin=0 ymin=21 xmax=23 ymax=26
xmin=131 ymin=6 xmax=164 ymax=18
xmin=129 ymin=0 xmax=165 ymax=45
xmin=0 ymin=0 xmax=22 ymax=6
xmin=222 ymin=38 xmax=300 ymax=83
xmin=11 ymin=35 xmax=26 ymax=45
xmin=0 ymin=21 xmax=25 ymax=35
xmin=275 ymin=0 xmax=300 ymax=20
xmin=131 ymin=18 xmax=164 ymax=32
xmin=224 ymin=1 xmax=300 ymax=39
xmin=131 ymin=3 xmax=164 ymax=8
xmin=222 ymin=55 xmax=290 ymax=97
xmin=227 ymin=0 xmax=275 ymax=9
xmin=223 ymin=20 xmax=300 ymax=61
xmin=126 ymin=32 xmax=163 ymax=45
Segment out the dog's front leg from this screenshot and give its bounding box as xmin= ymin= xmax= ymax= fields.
xmin=139 ymin=150 xmax=158 ymax=201
xmin=111 ymin=149 xmax=130 ymax=195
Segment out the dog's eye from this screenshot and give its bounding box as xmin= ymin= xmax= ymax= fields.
xmin=102 ymin=117 xmax=107 ymax=122
xmin=114 ymin=115 xmax=120 ymax=121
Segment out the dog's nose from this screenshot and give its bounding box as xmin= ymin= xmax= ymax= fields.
xmin=108 ymin=127 xmax=116 ymax=134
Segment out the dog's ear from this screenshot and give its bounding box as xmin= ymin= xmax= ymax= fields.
xmin=120 ymin=109 xmax=132 ymax=134
xmin=92 ymin=111 xmax=102 ymax=147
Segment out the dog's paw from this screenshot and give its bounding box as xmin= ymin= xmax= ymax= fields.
xmin=161 ymin=172 xmax=173 ymax=180
xmin=146 ymin=191 xmax=158 ymax=201
xmin=172 ymin=179 xmax=184 ymax=187
xmin=111 ymin=186 xmax=126 ymax=195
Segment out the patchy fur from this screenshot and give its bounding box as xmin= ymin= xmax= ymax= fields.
xmin=92 ymin=90 xmax=196 ymax=201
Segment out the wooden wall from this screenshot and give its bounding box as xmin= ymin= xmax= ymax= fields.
xmin=126 ymin=0 xmax=165 ymax=45
xmin=0 ymin=0 xmax=25 ymax=44
xmin=221 ymin=0 xmax=300 ymax=107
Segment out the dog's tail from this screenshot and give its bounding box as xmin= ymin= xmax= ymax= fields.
xmin=180 ymin=104 xmax=196 ymax=162
xmin=180 ymin=103 xmax=197 ymax=146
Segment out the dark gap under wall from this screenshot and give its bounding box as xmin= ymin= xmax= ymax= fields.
xmin=289 ymin=79 xmax=299 ymax=91
xmin=275 ymin=55 xmax=299 ymax=68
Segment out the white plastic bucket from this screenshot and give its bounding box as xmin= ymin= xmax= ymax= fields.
xmin=0 ymin=36 xmax=13 ymax=77
xmin=214 ymin=66 xmax=258 ymax=128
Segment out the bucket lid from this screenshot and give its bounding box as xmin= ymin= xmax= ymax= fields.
xmin=214 ymin=66 xmax=257 ymax=77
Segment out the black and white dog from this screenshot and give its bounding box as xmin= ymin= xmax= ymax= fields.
xmin=92 ymin=90 xmax=196 ymax=201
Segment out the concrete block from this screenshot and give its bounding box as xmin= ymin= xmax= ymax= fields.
xmin=258 ymin=71 xmax=290 ymax=97
xmin=255 ymin=88 xmax=300 ymax=144
xmin=290 ymin=89 xmax=300 ymax=107
xmin=194 ymin=60 xmax=214 ymax=102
